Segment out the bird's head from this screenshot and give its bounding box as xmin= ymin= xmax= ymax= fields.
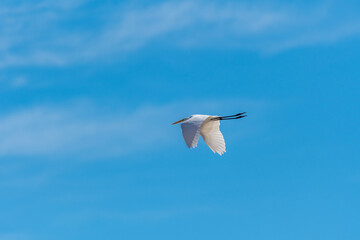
xmin=171 ymin=117 xmax=190 ymax=125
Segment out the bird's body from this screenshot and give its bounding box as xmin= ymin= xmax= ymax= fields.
xmin=172 ymin=112 xmax=246 ymax=155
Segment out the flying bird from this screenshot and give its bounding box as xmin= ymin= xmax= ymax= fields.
xmin=172 ymin=112 xmax=247 ymax=155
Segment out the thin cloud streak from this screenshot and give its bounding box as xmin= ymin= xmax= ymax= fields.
xmin=55 ymin=205 xmax=213 ymax=226
xmin=0 ymin=103 xmax=170 ymax=157
xmin=1 ymin=1 xmax=360 ymax=67
xmin=0 ymin=234 xmax=28 ymax=240
xmin=0 ymin=99 xmax=259 ymax=158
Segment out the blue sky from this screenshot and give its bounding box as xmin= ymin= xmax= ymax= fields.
xmin=1 ymin=0 xmax=360 ymax=239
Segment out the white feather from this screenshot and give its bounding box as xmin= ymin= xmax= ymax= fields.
xmin=180 ymin=115 xmax=226 ymax=155
xmin=180 ymin=115 xmax=207 ymax=148
xmin=200 ymin=117 xmax=226 ymax=155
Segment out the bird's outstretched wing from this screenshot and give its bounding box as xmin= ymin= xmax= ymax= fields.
xmin=200 ymin=118 xmax=226 ymax=155
xmin=181 ymin=121 xmax=201 ymax=149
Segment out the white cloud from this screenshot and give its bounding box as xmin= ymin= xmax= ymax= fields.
xmin=0 ymin=164 xmax=51 ymax=188
xmin=11 ymin=76 xmax=28 ymax=88
xmin=0 ymin=99 xmax=259 ymax=158
xmin=55 ymin=205 xmax=212 ymax=226
xmin=0 ymin=234 xmax=28 ymax=240
xmin=0 ymin=103 xmax=169 ymax=157
xmin=1 ymin=0 xmax=360 ymax=67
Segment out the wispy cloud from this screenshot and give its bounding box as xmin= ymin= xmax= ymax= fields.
xmin=0 ymin=163 xmax=51 ymax=188
xmin=55 ymin=205 xmax=212 ymax=226
xmin=0 ymin=99 xmax=260 ymax=158
xmin=0 ymin=234 xmax=28 ymax=240
xmin=10 ymin=76 xmax=28 ymax=88
xmin=1 ymin=0 xmax=360 ymax=67
xmin=0 ymin=103 xmax=170 ymax=157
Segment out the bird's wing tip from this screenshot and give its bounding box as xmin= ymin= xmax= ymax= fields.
xmin=214 ymin=150 xmax=226 ymax=156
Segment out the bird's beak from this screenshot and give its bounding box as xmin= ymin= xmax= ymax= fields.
xmin=172 ymin=119 xmax=185 ymax=125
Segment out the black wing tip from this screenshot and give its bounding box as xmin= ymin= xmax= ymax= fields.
xmin=217 ymin=112 xmax=247 ymax=120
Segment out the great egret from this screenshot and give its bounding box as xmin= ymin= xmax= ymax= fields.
xmin=172 ymin=112 xmax=247 ymax=155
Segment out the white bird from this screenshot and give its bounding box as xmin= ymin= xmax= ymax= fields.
xmin=172 ymin=112 xmax=247 ymax=155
